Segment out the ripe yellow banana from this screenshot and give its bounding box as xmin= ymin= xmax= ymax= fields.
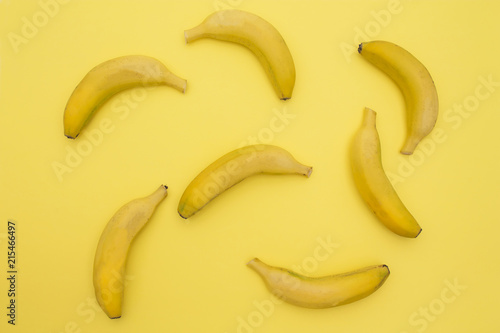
xmin=358 ymin=40 xmax=438 ymax=155
xmin=350 ymin=108 xmax=421 ymax=238
xmin=93 ymin=185 xmax=168 ymax=319
xmin=247 ymin=258 xmax=390 ymax=308
xmin=184 ymin=9 xmax=296 ymax=100
xmin=63 ymin=55 xmax=186 ymax=139
xmin=178 ymin=145 xmax=312 ymax=219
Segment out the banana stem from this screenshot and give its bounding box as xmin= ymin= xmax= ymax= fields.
xmin=184 ymin=25 xmax=206 ymax=43
xmin=163 ymin=73 xmax=187 ymax=93
xmin=247 ymin=258 xmax=269 ymax=278
xmin=362 ymin=107 xmax=377 ymax=127
xmin=400 ymin=136 xmax=419 ymax=155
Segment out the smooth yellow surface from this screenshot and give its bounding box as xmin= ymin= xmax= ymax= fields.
xmin=0 ymin=1 xmax=499 ymax=332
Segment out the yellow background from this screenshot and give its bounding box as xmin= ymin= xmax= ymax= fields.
xmin=1 ymin=0 xmax=499 ymax=332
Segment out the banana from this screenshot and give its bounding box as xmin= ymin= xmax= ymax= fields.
xmin=184 ymin=9 xmax=295 ymax=100
xmin=247 ymin=258 xmax=390 ymax=309
xmin=350 ymin=108 xmax=421 ymax=238
xmin=358 ymin=40 xmax=438 ymax=155
xmin=93 ymin=185 xmax=168 ymax=319
xmin=178 ymin=144 xmax=312 ymax=219
xmin=63 ymin=55 xmax=186 ymax=139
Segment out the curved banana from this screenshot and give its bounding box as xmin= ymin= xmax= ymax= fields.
xmin=358 ymin=40 xmax=438 ymax=155
xmin=93 ymin=185 xmax=168 ymax=319
xmin=184 ymin=9 xmax=295 ymax=100
xmin=350 ymin=108 xmax=421 ymax=238
xmin=178 ymin=144 xmax=312 ymax=219
xmin=247 ymin=258 xmax=390 ymax=308
xmin=63 ymin=55 xmax=186 ymax=139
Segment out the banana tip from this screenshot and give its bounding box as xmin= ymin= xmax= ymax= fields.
xmin=358 ymin=43 xmax=363 ymax=53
